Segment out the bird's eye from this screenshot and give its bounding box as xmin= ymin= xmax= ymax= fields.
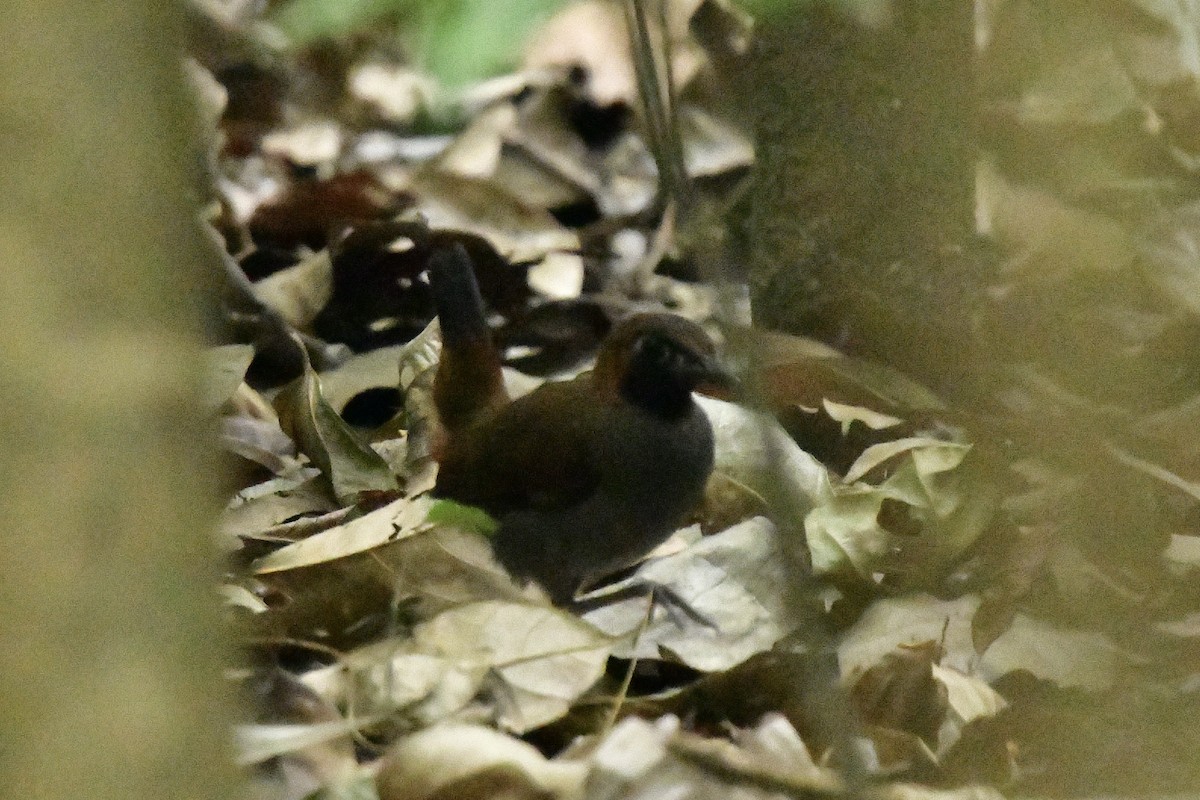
xmin=634 ymin=333 xmax=673 ymax=364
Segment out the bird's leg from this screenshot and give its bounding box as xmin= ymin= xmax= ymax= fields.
xmin=573 ymin=579 xmax=718 ymax=631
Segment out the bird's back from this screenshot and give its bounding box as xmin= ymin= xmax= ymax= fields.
xmin=433 ymin=375 xmax=601 ymax=516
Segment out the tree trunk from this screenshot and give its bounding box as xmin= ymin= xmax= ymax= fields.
xmin=0 ymin=2 xmax=237 ymax=798
xmin=743 ymin=1 xmax=982 ymax=397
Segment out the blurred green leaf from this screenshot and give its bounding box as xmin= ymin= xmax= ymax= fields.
xmin=414 ymin=0 xmax=565 ymax=87
xmin=426 ymin=498 xmax=498 ymax=536
xmin=271 ymin=0 xmax=567 ymax=87
xmin=272 ymin=0 xmax=403 ymax=44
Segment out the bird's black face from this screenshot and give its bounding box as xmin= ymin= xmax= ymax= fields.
xmin=620 ymin=331 xmax=725 ymax=419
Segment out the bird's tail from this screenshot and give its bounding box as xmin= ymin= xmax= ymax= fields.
xmin=429 ymin=243 xmax=509 ymax=433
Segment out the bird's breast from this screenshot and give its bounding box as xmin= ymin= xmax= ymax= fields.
xmin=595 ymin=401 xmax=714 ymax=525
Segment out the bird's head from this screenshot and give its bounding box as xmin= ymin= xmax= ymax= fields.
xmin=594 ymin=314 xmax=732 ymax=419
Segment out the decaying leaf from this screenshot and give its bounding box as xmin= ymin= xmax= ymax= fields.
xmin=733 ymin=325 xmax=945 ymax=416
xmin=928 ymin=662 xmax=1010 ymax=756
xmin=436 ymin=102 xmax=516 ymax=178
xmin=383 ymin=523 xmax=536 ymax=609
xmin=679 ymin=105 xmax=754 ymax=178
xmin=588 ymin=714 xmax=842 ymax=800
xmin=297 ymin=344 xmax=408 ymax=432
xmin=931 ymin=664 xmax=1008 ymax=728
xmin=851 ymin=640 xmax=947 ymax=745
xmin=804 ymin=484 xmax=893 ymax=582
xmin=302 ymin=642 xmax=481 ymax=730
xmin=843 ymin=437 xmax=970 ymax=489
xmin=806 ymin=437 xmax=994 ymax=584
xmin=582 ymin=516 xmax=794 ymax=672
xmin=697 ymin=395 xmax=831 ymax=517
xmin=979 ymin=612 xmax=1118 ymax=691
xmin=235 ymin=670 xmax=364 ymax=774
xmin=412 ymin=600 xmax=615 ymax=732
xmin=221 ymin=475 xmax=338 ymax=543
xmin=220 ymin=583 xmax=270 ymax=613
xmin=1163 ymin=533 xmax=1200 ymax=570
xmin=234 ymin=718 xmax=368 ymax=767
xmin=249 ymin=170 xmax=404 ymax=252
xmin=398 ymin=318 xmax=443 ymax=392
xmin=972 ymin=524 xmax=1056 ymax=653
xmin=522 ymin=0 xmax=704 ymax=108
xmin=348 ymin=62 xmax=432 ymax=125
xmin=274 ymin=337 xmax=400 ymax=505
xmin=823 ymin=399 xmax=904 ymax=434
xmin=375 ymin=723 xmax=587 ymax=800
xmin=1010 ymin=42 xmax=1138 ymax=126
xmin=838 ymin=594 xmax=979 ymax=681
xmin=838 ymin=593 xmax=1121 ymax=693
xmin=253 ymin=494 xmax=432 ymax=574
xmin=687 ymin=470 xmax=769 ymax=534
xmin=881 ymin=785 xmax=1006 ymax=800
xmin=977 ymin=159 xmax=1136 ymax=283
xmin=221 ymin=413 xmax=301 ymax=475
xmin=408 ymin=170 xmax=584 ymax=295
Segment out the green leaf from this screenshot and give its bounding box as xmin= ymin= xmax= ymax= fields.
xmin=271 ymin=0 xmax=405 ymax=45
xmin=271 ymin=0 xmax=568 ymax=87
xmin=275 ymin=337 xmax=399 ymax=506
xmin=414 ymin=0 xmax=565 ymax=87
xmin=426 ymin=498 xmax=498 ymax=537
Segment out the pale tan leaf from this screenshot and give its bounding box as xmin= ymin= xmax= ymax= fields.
xmin=203 ymin=344 xmax=255 ymax=414
xmin=844 ymin=438 xmax=969 ymax=486
xmin=838 ymin=595 xmax=979 ymax=680
xmin=414 ymin=601 xmax=614 ymax=733
xmin=979 ymin=612 xmax=1118 ymax=690
xmin=930 ymin=664 xmax=1007 ymax=724
xmin=375 ymin=724 xmax=587 ymax=800
xmin=823 ymin=399 xmax=905 ymax=433
xmin=253 ymin=495 xmax=433 ymax=574
xmin=583 ymin=516 xmax=794 ymax=672
xmin=252 ymin=249 xmax=333 ymax=329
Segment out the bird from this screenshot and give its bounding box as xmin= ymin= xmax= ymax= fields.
xmin=427 ymin=243 xmax=728 ymax=606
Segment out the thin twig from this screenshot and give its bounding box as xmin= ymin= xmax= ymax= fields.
xmin=625 ymin=0 xmax=689 ymax=214
xmin=601 ymin=593 xmax=655 ymax=736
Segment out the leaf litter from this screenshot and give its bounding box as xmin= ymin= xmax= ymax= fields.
xmin=191 ymin=0 xmax=1200 ymax=797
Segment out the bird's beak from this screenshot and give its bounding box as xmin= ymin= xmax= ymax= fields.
xmin=692 ymin=354 xmax=739 ymax=401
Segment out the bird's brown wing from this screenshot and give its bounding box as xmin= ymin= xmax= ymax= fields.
xmin=433 ymin=377 xmax=602 ymax=516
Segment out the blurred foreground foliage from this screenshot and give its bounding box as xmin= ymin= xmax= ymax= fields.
xmin=271 ymin=0 xmax=568 ymax=85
